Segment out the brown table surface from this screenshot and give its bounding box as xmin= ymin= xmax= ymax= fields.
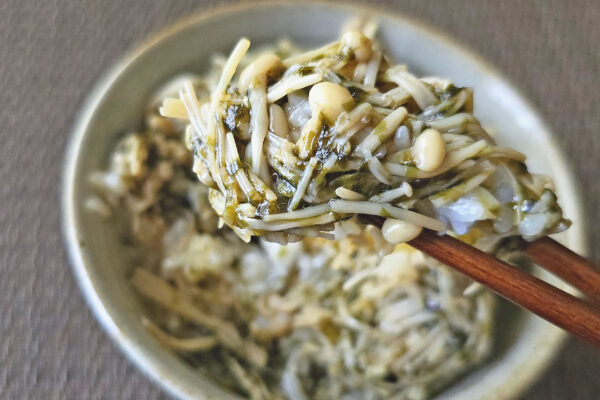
xmin=2 ymin=0 xmax=599 ymax=399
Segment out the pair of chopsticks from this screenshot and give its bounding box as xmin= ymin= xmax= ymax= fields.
xmin=406 ymin=229 xmax=600 ymax=347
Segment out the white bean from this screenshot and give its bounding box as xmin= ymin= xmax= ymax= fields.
xmin=412 ymin=128 xmax=446 ymax=172
xmin=341 ymin=31 xmax=372 ymax=62
xmin=381 ymin=218 xmax=423 ymax=244
xmin=239 ymin=53 xmax=281 ymax=93
xmin=309 ymin=82 xmax=354 ymax=122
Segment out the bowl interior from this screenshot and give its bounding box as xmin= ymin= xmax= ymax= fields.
xmin=63 ymin=3 xmax=588 ymax=400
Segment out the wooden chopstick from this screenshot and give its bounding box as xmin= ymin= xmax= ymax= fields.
xmin=406 ymin=229 xmax=600 ymax=347
xmin=524 ymin=236 xmax=600 ymax=303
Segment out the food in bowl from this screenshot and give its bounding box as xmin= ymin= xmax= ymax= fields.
xmin=87 ymin=22 xmax=568 ymax=400
xmin=158 ymin=23 xmax=568 ymax=246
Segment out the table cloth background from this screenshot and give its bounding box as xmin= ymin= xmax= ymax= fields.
xmin=1 ymin=0 xmax=599 ymax=398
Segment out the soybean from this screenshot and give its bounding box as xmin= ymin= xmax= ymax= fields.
xmin=412 ymin=128 xmax=445 ymax=172
xmin=381 ymin=218 xmax=423 ymax=244
xmin=309 ymin=82 xmax=354 ymax=122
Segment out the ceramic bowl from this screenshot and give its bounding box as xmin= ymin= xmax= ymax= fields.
xmin=62 ymin=2 xmax=588 ymax=399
